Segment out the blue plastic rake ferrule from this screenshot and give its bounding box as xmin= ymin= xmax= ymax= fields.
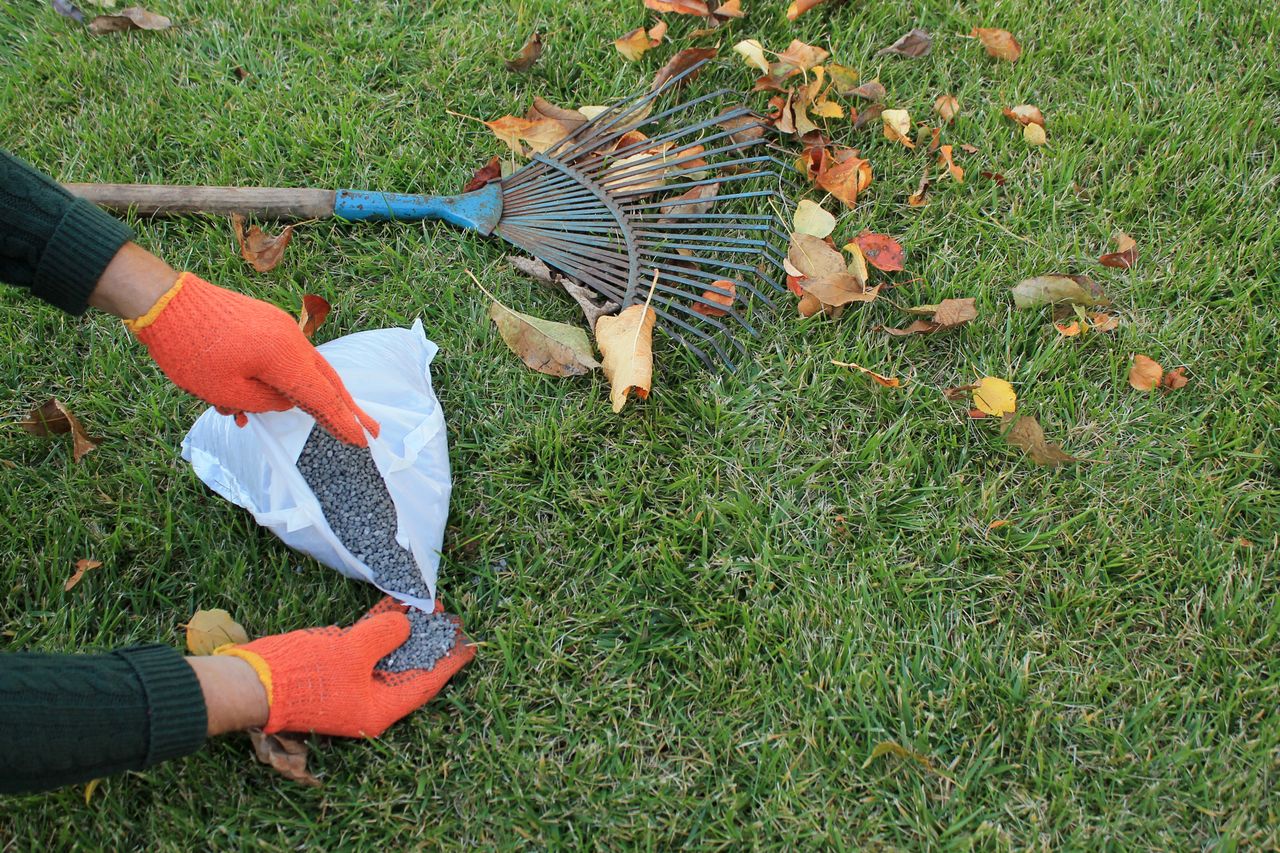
xmin=332 ymin=182 xmax=503 ymax=235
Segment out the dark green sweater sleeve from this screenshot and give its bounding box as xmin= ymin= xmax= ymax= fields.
xmin=0 ymin=148 xmax=133 ymax=315
xmin=0 ymin=644 xmax=207 ymax=794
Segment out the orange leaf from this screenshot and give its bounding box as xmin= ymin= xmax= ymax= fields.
xmin=1099 ymin=232 xmax=1138 ymax=269
xmin=503 ymin=31 xmax=542 ymax=73
xmin=231 ymin=215 xmax=294 ymax=273
xmin=971 ymin=27 xmax=1021 ymax=61
xmin=692 ymin=281 xmax=736 ymax=317
xmin=596 ymin=302 xmax=657 ymax=412
xmin=853 ymin=231 xmax=904 ymax=272
xmin=1129 ymin=354 xmax=1163 ymax=391
xmin=775 ymin=39 xmax=830 ymax=74
xmin=1054 ymin=321 xmax=1081 ymax=336
xmin=297 ymin=295 xmax=331 ymax=339
xmin=643 ymin=0 xmax=710 ymax=13
xmin=1161 ymin=367 xmax=1190 ymax=390
xmin=933 ymin=94 xmax=959 ymax=123
xmin=651 ymin=47 xmax=717 ymax=91
xmin=20 ymin=398 xmax=98 ymax=462
xmin=614 ymin=22 xmax=666 ymax=61
xmin=65 ymin=558 xmax=102 ymax=592
xmin=1002 ymin=104 xmax=1045 ymax=127
xmin=816 ymin=152 xmax=873 ymax=207
xmin=786 ymin=0 xmax=830 ymax=20
xmin=831 ymin=360 xmax=903 ymax=387
xmin=937 ymin=145 xmax=964 ymax=182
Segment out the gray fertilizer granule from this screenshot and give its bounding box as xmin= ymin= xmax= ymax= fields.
xmin=375 ymin=607 xmax=458 ymax=672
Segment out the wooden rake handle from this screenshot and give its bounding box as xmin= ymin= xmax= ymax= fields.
xmin=63 ymin=183 xmax=337 ymax=220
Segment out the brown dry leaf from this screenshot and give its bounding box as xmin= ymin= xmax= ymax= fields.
xmin=659 ymin=182 xmax=720 ymax=219
xmin=20 ymin=398 xmax=98 ymax=462
xmin=506 ymin=257 xmax=619 ymax=330
xmin=692 ymin=281 xmax=736 ymax=317
xmin=651 ymin=47 xmax=718 ymax=91
xmin=775 ymin=39 xmax=830 ymax=74
xmin=981 ymin=170 xmax=1007 ymax=185
xmin=1162 ymin=367 xmax=1190 ymax=390
xmin=854 ymin=231 xmax=905 ymax=272
xmin=710 ymin=0 xmax=745 ymax=20
xmin=1129 ymin=354 xmax=1163 ymax=391
xmin=816 ymin=151 xmax=873 ymax=207
xmin=934 ymin=94 xmax=959 ymax=123
xmin=832 ymin=360 xmax=903 ymax=387
xmin=88 ymin=7 xmax=172 ymax=34
xmin=462 ymin=155 xmax=503 ymax=193
xmin=65 ymin=558 xmax=102 ymax=592
xmin=801 ymin=274 xmax=879 ymax=307
xmin=504 ymin=31 xmax=542 ymax=73
xmin=875 ymin=28 xmax=932 ymax=58
xmin=1024 ymin=123 xmax=1047 ymax=146
xmin=883 ymin=297 xmax=976 ymax=336
xmin=1002 ymin=104 xmax=1045 ymax=127
xmin=862 ymin=741 xmax=952 ymax=781
xmin=944 ymin=383 xmax=978 ymax=401
xmin=847 ymin=80 xmax=886 ymax=102
xmin=882 ymin=109 xmax=915 ymax=149
xmin=786 ymin=0 xmax=833 ymax=19
xmin=987 ymin=519 xmax=1012 ymax=531
xmin=231 ymin=215 xmax=293 ymax=273
xmin=937 ymin=145 xmax=964 ymax=182
xmin=615 ymin=22 xmax=667 ymax=61
xmin=1090 ymin=312 xmax=1120 ymax=332
xmin=488 ymin=300 xmax=600 ymax=377
xmin=717 ymin=109 xmax=766 ymax=145
xmin=233 ymin=66 xmax=250 ymax=82
xmin=788 ymin=233 xmax=846 ymax=280
xmin=596 ymin=303 xmax=657 ymax=413
xmin=853 ymin=102 xmax=885 ymax=130
xmin=1099 ymin=232 xmax=1138 ymax=269
xmin=484 ymin=98 xmax=586 ymax=155
xmin=1012 ymin=274 xmax=1108 ymax=309
xmin=908 ymin=171 xmax=931 ymax=206
xmin=971 ymin=27 xmax=1021 ymax=61
xmin=643 ymin=0 xmax=710 ymax=13
xmin=185 ymin=609 xmax=250 ymax=655
xmin=1001 ymin=412 xmax=1077 ymax=466
xmin=248 ymin=730 xmax=321 ymax=787
xmin=297 ymin=295 xmax=331 ymax=339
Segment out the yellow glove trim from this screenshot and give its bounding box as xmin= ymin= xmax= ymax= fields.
xmin=124 ymin=272 xmax=191 ymax=333
xmin=213 ymin=644 xmax=274 ymax=707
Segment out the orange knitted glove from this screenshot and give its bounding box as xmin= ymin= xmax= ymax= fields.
xmin=126 ymin=272 xmax=379 ymax=446
xmin=214 ymin=598 xmax=474 ymax=737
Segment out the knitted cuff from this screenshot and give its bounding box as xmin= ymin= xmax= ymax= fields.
xmin=33 ymin=197 xmax=134 ymax=316
xmin=115 ymin=644 xmax=208 ymax=767
xmin=124 ymin=272 xmax=189 ymax=331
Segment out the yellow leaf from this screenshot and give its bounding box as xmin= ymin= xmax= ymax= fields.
xmin=1024 ymin=122 xmax=1047 ymax=146
xmin=732 ymin=39 xmax=769 ymax=73
xmin=843 ymin=241 xmax=869 ymax=284
xmin=488 ymin=301 xmax=600 ymax=376
xmin=882 ymin=109 xmax=914 ymax=148
xmin=84 ymin=778 xmax=102 ymax=805
xmin=972 ymin=377 xmax=1016 ymax=416
xmin=596 ymin=303 xmax=656 ymax=413
xmin=793 ymin=199 xmax=836 ymax=238
xmin=186 ymin=608 xmax=250 ymax=655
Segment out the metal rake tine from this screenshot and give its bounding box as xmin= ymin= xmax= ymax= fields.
xmin=553 ymin=85 xmax=742 ymax=164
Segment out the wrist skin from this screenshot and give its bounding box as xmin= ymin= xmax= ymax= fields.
xmin=186 ymin=656 xmax=270 ymax=736
xmin=87 ymin=241 xmax=177 ymax=320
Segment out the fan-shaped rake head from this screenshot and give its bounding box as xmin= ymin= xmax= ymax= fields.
xmin=493 ymin=60 xmax=792 ymax=371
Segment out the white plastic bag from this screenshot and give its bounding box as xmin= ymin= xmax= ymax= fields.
xmin=181 ymin=319 xmax=450 ymax=611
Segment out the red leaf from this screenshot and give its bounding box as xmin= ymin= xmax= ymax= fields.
xmin=692 ymin=281 xmax=736 ymax=317
xmin=651 ymin=47 xmax=717 ymax=91
xmin=297 ymin=295 xmax=332 ymax=339
xmin=853 ymin=232 xmax=904 ymax=272
xmin=463 ymin=156 xmax=502 ymax=193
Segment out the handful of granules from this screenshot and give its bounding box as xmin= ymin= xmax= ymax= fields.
xmin=296 ymin=425 xmax=459 ymax=672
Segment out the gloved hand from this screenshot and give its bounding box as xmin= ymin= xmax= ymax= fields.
xmin=126 ymin=272 xmax=379 ymax=446
xmin=214 ymin=597 xmax=474 ymax=737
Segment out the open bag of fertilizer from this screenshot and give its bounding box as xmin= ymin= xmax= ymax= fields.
xmin=181 ymin=319 xmax=449 ymax=611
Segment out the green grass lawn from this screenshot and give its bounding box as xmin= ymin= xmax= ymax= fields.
xmin=2 ymin=0 xmax=1278 ymax=847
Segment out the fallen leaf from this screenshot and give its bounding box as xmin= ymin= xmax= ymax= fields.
xmin=483 ymin=97 xmax=586 ymax=155
xmin=488 ymin=301 xmax=600 ymax=377
xmin=710 ymin=0 xmax=745 ymax=21
xmin=186 ymin=608 xmax=250 ymax=655
xmin=853 ymin=102 xmax=885 ymax=129
xmin=854 ymin=231 xmax=904 ymax=272
xmin=944 ymin=383 xmax=978 ymax=401
xmin=786 ymin=0 xmax=833 ymax=19
xmin=643 ymin=0 xmax=710 ymax=13
xmin=981 ymin=170 xmax=1007 ymax=185
xmin=1054 ymin=321 xmax=1081 ymax=337
xmin=1162 ymin=366 xmax=1189 ymax=390
xmin=83 ymin=778 xmax=101 ymax=804
xmin=831 ymin=360 xmax=903 ymax=387
xmin=1089 ymin=312 xmax=1120 ymax=332
xmin=1099 ymin=232 xmax=1138 ymax=269
xmin=88 ymin=6 xmax=172 ymax=33
xmin=788 ymin=233 xmax=846 ymax=280
xmin=731 ymin=38 xmax=769 ymax=72
xmin=987 ymin=519 xmax=1011 ymax=530
xmin=1002 ymin=104 xmax=1045 ymax=127
xmin=692 ymin=281 xmax=736 ymax=317
xmin=651 ymin=47 xmax=717 ymax=91
xmin=793 ymin=199 xmax=836 ymax=238
xmin=970 ymin=27 xmax=1021 ymax=61
xmin=883 ymin=297 xmax=977 ymax=335
xmin=775 ymin=39 xmax=829 ymax=74
xmin=504 ymin=31 xmax=542 ymax=73
xmin=845 ymin=240 xmax=870 ymax=283
xmin=233 ymin=66 xmax=250 ymax=82
xmin=824 ymin=63 xmax=860 ymax=95
xmin=1024 ymin=122 xmax=1047 ymax=145
xmin=801 ymin=274 xmax=879 ymax=307
xmin=862 ymin=741 xmax=947 ymax=779
xmin=907 ymin=171 xmax=931 ymax=206
xmin=846 ymin=80 xmax=886 ymax=102
xmin=938 ymin=145 xmax=964 ymax=182
xmin=875 ymin=28 xmax=932 ymax=58
xmin=462 ymin=156 xmax=503 ymax=193
xmin=507 ymin=257 xmax=618 ymax=330
xmin=717 ymin=109 xmax=767 ymax=145
xmin=1128 ymin=354 xmax=1163 ymax=390
xmin=297 ymin=295 xmax=331 ymax=339
xmin=816 ymin=150 xmax=873 ymax=207
xmin=659 ymin=182 xmax=719 ymax=219
xmin=19 ymin=398 xmax=98 ymax=462
xmin=973 ymin=376 xmax=1016 ymax=416
xmin=1001 ymin=412 xmax=1076 ymax=466
xmin=248 ymin=730 xmax=321 ymax=787
xmin=882 ymin=109 xmax=914 ymax=148
xmin=1011 ymin=274 xmax=1108 ymax=309
xmin=615 ymin=22 xmax=667 ymax=61
xmin=934 ymin=94 xmax=959 ymax=123
xmin=231 ymin=215 xmax=293 ymax=273
xmin=65 ymin=558 xmax=102 ymax=592
xmin=596 ymin=302 xmax=657 ymax=413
